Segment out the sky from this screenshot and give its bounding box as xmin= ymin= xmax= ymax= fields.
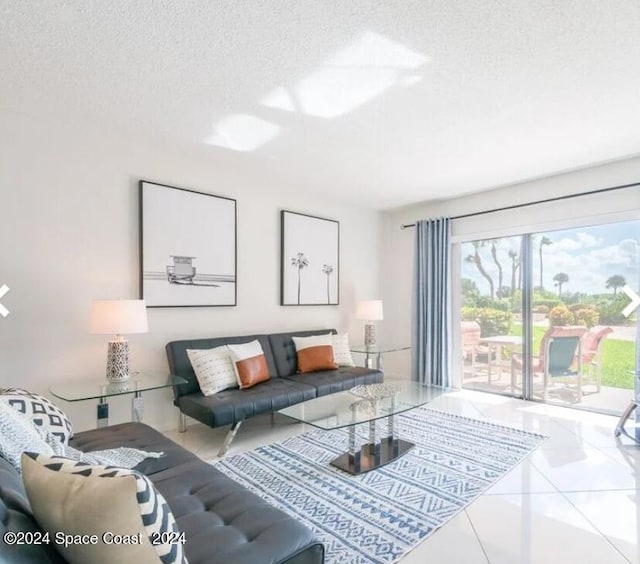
xmin=461 ymin=219 xmax=640 ymax=296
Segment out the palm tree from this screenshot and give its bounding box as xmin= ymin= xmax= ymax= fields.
xmin=490 ymin=239 xmax=504 ymax=298
xmin=508 ymin=249 xmax=520 ymax=295
xmin=322 ymin=264 xmax=334 ymax=303
xmin=291 ymin=252 xmax=309 ymax=304
xmin=539 ymin=236 xmax=552 ymax=289
xmin=605 ymin=274 xmax=626 ymax=295
xmin=465 ymin=241 xmax=494 ymax=298
xmin=553 ymin=272 xmax=569 ymax=296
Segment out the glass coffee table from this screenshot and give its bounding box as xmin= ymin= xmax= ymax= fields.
xmin=278 ymin=380 xmax=446 ymax=475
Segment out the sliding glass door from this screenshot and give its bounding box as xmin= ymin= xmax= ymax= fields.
xmin=460 ymin=235 xmax=525 ymax=398
xmin=460 ymin=219 xmax=639 ymax=415
xmin=529 ymin=221 xmax=639 ymax=413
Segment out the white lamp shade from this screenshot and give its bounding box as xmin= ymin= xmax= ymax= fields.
xmin=356 ymin=300 xmax=384 ymax=321
xmin=90 ymin=299 xmax=148 ymax=335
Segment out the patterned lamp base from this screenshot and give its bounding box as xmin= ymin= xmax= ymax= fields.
xmin=106 ymin=339 xmax=130 ymax=382
xmin=364 ymin=322 xmax=376 ymax=346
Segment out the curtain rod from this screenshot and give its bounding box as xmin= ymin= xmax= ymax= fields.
xmin=400 ymin=180 xmax=640 ymax=229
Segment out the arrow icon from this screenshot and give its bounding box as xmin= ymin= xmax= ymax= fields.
xmin=622 ymin=285 xmax=640 ymax=317
xmin=0 ymin=285 xmax=9 ymax=318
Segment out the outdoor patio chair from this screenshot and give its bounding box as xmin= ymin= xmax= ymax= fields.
xmin=461 ymin=321 xmax=481 ymax=374
xmin=511 ymin=325 xmax=588 ymax=401
xmin=580 ymin=326 xmax=613 ymax=392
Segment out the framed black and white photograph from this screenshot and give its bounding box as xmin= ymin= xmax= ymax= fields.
xmin=281 ymin=210 xmax=339 ymax=306
xmin=140 ymin=180 xmax=237 ymax=307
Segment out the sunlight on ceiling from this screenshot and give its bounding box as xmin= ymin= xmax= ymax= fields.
xmin=205 ymin=114 xmax=280 ymax=151
xmin=262 ymin=31 xmax=429 ymax=118
xmin=205 ymin=31 xmax=428 ymax=152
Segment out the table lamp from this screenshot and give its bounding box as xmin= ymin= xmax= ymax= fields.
xmin=90 ymin=299 xmax=148 ymax=382
xmin=356 ymin=300 xmax=383 ymax=347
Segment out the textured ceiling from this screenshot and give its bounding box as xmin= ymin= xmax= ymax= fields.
xmin=2 ymin=1 xmax=640 ymax=209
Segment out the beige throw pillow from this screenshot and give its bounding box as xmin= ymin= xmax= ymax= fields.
xmin=21 ymin=453 xmax=187 ymax=564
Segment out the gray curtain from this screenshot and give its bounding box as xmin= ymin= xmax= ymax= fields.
xmin=412 ymin=217 xmax=452 ymax=386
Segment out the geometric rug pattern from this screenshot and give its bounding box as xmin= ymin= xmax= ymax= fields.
xmin=214 ymin=407 xmax=547 ymax=564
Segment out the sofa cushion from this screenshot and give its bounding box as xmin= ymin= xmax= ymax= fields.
xmin=177 ymin=379 xmax=317 ymax=428
xmin=285 ymin=367 xmax=383 ymax=397
xmin=167 ymin=334 xmax=279 ymax=398
xmin=269 ymin=329 xmax=337 ymax=377
xmin=73 ymin=423 xmax=323 ymax=564
xmin=0 ymin=456 xmax=65 ymax=563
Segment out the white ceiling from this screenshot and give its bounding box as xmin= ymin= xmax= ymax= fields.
xmin=2 ymin=1 xmax=640 ymax=209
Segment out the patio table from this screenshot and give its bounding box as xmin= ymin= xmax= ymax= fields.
xmin=479 ymin=335 xmax=522 ymax=390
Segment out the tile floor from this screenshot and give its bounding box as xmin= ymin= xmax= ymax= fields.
xmin=164 ymin=389 xmax=640 ymax=564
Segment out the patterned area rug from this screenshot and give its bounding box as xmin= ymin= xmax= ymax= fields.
xmin=214 ymin=407 xmax=547 ymax=564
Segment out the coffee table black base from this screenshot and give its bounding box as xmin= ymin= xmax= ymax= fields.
xmin=331 ymin=437 xmax=414 ymax=475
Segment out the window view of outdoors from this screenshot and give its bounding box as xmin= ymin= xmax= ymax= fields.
xmin=461 ymin=220 xmax=639 ymax=414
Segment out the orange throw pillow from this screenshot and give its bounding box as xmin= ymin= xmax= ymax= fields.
xmin=292 ymin=334 xmax=338 ymax=373
xmin=227 ymin=341 xmax=270 ymax=389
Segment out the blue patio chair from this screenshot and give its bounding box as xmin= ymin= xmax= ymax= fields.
xmin=543 ymin=335 xmax=584 ymax=401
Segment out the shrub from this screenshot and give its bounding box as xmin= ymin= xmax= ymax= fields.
xmin=532 ymin=305 xmax=549 ymax=314
xmin=549 ymin=305 xmax=574 ymax=326
xmin=472 ymin=296 xmax=512 ymax=311
xmin=533 ymin=298 xmax=561 ymax=310
xmin=460 ymin=307 xmax=512 ymax=336
xmin=573 ymin=307 xmax=599 ymax=328
xmin=597 ymin=296 xmax=632 ymax=325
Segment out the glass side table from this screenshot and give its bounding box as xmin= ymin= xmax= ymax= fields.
xmin=349 ymin=345 xmax=411 ymax=371
xmin=50 ymin=374 xmax=187 ymax=428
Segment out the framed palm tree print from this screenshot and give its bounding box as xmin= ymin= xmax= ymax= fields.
xmin=280 ymin=210 xmax=339 ymax=306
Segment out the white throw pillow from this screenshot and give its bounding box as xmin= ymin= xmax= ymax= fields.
xmin=0 ymin=402 xmax=54 ymax=472
xmin=187 ymin=346 xmax=238 ymax=396
xmin=332 ymin=334 xmax=355 ymax=367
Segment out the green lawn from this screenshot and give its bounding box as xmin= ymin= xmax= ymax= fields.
xmin=509 ymin=323 xmax=635 ymax=389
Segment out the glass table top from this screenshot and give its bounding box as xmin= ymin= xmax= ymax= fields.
xmin=50 ymin=374 xmax=187 ymax=402
xmin=278 ymin=380 xmax=447 ymax=431
xmin=349 ymin=344 xmax=411 ymax=354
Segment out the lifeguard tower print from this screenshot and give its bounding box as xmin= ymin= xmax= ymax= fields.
xmin=167 ymin=255 xmax=197 ymax=284
xmin=140 ymin=181 xmax=237 ymax=307
xmin=165 ymin=255 xmax=234 ymax=287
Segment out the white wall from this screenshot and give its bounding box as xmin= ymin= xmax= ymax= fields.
xmin=381 ymin=157 xmax=640 ymax=380
xmin=0 ymin=111 xmax=381 ymax=432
